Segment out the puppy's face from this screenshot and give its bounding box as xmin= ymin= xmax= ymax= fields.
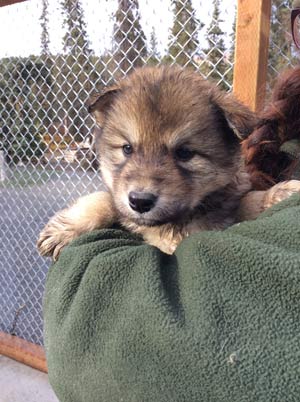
xmin=89 ymin=66 xmax=256 ymax=226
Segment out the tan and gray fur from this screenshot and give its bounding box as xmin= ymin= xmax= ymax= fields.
xmin=37 ymin=66 xmax=300 ymax=258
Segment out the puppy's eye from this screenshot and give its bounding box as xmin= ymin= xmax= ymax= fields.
xmin=174 ymin=147 xmax=195 ymax=162
xmin=122 ymin=144 xmax=133 ymax=156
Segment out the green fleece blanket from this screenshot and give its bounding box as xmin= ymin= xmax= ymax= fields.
xmin=44 ymin=195 xmax=300 ymax=402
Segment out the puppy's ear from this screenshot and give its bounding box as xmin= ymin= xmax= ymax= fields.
xmin=88 ymin=86 xmax=120 ymax=127
xmin=212 ymin=92 xmax=258 ymax=140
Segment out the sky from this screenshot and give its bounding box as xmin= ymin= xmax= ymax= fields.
xmin=0 ymin=0 xmax=236 ymax=58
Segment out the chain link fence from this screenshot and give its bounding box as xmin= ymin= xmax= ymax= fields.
xmin=268 ymin=0 xmax=299 ymax=85
xmin=0 ymin=0 xmax=296 ymax=347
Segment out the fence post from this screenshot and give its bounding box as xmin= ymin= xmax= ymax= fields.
xmin=0 ymin=0 xmax=27 ymax=7
xmin=233 ymin=0 xmax=272 ymax=112
xmin=0 ymin=332 xmax=47 ymax=373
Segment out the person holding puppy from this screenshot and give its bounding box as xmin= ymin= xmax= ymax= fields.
xmin=43 ymin=6 xmax=300 ymax=402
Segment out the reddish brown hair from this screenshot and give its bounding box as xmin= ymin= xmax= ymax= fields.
xmin=242 ymin=66 xmax=300 ymax=190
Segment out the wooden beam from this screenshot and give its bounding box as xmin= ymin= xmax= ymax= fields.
xmin=0 ymin=332 xmax=47 ymax=373
xmin=233 ymin=0 xmax=272 ymax=112
xmin=0 ymin=0 xmax=27 ymax=7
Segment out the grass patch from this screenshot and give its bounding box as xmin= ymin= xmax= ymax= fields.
xmin=0 ymin=167 xmax=55 ymax=189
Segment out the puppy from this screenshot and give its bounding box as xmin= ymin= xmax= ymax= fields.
xmin=37 ymin=66 xmax=300 ymax=258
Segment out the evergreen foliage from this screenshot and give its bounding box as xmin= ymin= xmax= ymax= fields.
xmin=269 ymin=0 xmax=296 ymax=80
xmin=113 ymin=0 xmax=147 ymax=75
xmin=0 ymin=58 xmax=47 ymax=164
xmin=61 ymin=0 xmax=92 ymax=56
xmin=40 ymin=0 xmax=50 ymax=55
xmin=167 ymin=0 xmax=202 ymax=67
xmin=200 ymin=0 xmax=228 ymax=89
xmin=226 ymin=5 xmax=237 ymax=87
xmin=56 ymin=0 xmax=94 ymax=140
xmin=149 ymin=26 xmax=159 ymax=64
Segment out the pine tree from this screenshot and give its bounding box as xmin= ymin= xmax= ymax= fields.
xmin=167 ymin=0 xmax=202 ymax=67
xmin=56 ymin=0 xmax=93 ymax=141
xmin=61 ymin=0 xmax=92 ymax=56
xmin=226 ymin=5 xmax=237 ymax=88
xmin=148 ymin=26 xmax=159 ymax=64
xmin=268 ymin=0 xmax=295 ymax=81
xmin=0 ymin=58 xmax=47 ymax=164
xmin=201 ymin=0 xmax=228 ymax=89
xmin=113 ymin=0 xmax=147 ymax=75
xmin=39 ymin=0 xmax=55 ymax=144
xmin=40 ymin=0 xmax=50 ymax=55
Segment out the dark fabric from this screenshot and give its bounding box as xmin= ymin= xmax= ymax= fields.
xmin=44 ymin=194 xmax=300 ymax=402
xmin=280 ymin=139 xmax=300 ymax=179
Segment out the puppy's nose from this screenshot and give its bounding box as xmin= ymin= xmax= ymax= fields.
xmin=128 ymin=191 xmax=158 ymax=213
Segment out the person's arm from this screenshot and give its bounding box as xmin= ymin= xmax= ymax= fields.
xmin=44 ymin=195 xmax=300 ymax=402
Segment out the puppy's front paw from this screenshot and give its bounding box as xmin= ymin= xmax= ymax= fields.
xmin=263 ymin=180 xmax=300 ymax=209
xmin=37 ymin=209 xmax=79 ymax=260
xmin=37 ymin=191 xmax=116 ymax=260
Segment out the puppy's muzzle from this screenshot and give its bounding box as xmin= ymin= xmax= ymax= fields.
xmin=128 ymin=191 xmax=158 ymax=214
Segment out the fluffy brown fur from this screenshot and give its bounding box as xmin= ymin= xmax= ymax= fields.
xmin=37 ymin=66 xmax=300 ymax=258
xmin=243 ymin=66 xmax=300 ymax=190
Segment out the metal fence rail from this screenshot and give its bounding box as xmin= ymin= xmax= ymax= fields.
xmin=0 ymin=0 xmax=296 ymax=346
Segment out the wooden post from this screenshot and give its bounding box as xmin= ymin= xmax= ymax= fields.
xmin=0 ymin=0 xmax=27 ymax=7
xmin=0 ymin=332 xmax=47 ymax=373
xmin=233 ymin=0 xmax=272 ymax=112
